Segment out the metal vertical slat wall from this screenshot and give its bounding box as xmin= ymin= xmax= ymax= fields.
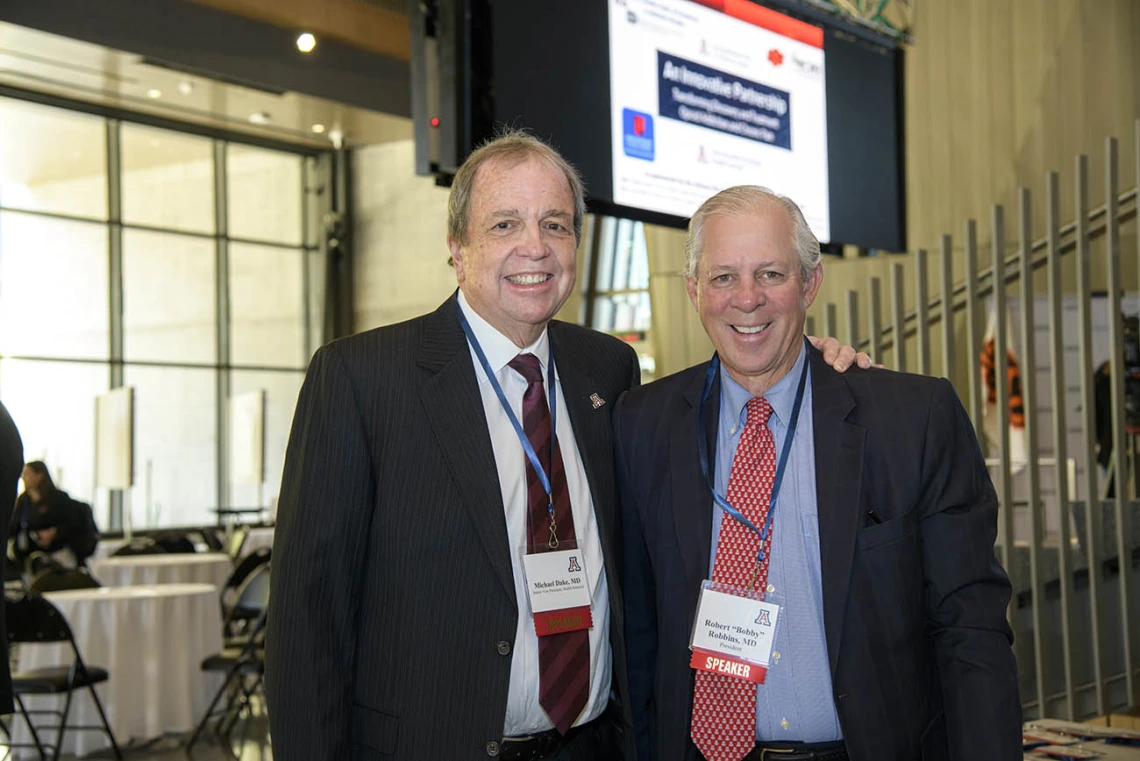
xmin=914 ymin=249 xmax=930 ymax=375
xmin=891 ymin=262 xmax=906 ymax=371
xmin=939 ymin=235 xmax=955 ymax=380
xmin=1017 ymin=186 xmax=1047 ymax=716
xmin=1045 ymin=170 xmax=1077 ymax=719
xmin=1102 ymin=136 xmax=1135 ymax=706
xmin=965 ymin=220 xmax=983 ymax=432
xmin=1073 ymin=153 xmax=1107 ymax=717
xmin=845 ymin=291 xmax=859 ymax=349
xmin=813 ymin=122 xmax=1140 ymax=719
xmin=868 ymin=277 xmax=883 ymax=363
xmin=992 ymin=205 xmax=1017 ymax=611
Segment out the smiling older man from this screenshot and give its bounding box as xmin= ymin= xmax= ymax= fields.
xmin=616 ymin=185 xmax=1021 ymax=761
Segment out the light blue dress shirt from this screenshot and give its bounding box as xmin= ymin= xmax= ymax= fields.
xmin=708 ymin=343 xmax=843 ymax=742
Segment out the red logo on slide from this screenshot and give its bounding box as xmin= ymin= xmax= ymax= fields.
xmin=633 ymin=115 xmax=646 ymax=136
xmin=768 ymin=49 xmax=784 ymax=66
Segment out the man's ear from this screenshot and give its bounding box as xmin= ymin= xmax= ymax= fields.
xmin=448 ymin=238 xmax=465 ymax=280
xmin=802 ymin=264 xmax=823 ymax=309
xmin=686 ymin=273 xmax=699 ymax=312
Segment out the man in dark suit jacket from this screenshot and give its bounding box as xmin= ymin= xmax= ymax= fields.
xmin=616 ymin=187 xmax=1021 ymax=761
xmin=0 ymin=401 xmax=21 ymax=713
xmin=266 ymin=130 xmax=644 ymax=761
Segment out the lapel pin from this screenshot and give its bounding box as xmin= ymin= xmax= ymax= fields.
xmin=590 ymin=393 xmax=606 ymax=409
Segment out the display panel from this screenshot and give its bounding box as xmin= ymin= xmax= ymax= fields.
xmin=609 ymin=0 xmax=829 ymax=240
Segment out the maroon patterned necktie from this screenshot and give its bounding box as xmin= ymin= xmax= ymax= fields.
xmin=509 ymin=352 xmax=590 ymax=735
xmin=692 ymin=397 xmax=776 ymax=761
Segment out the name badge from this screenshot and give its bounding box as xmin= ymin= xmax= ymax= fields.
xmin=522 ymin=550 xmax=593 ymax=637
xmin=689 ymin=581 xmax=781 ymax=684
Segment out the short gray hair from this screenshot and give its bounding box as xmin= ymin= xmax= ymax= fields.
xmin=683 ymin=185 xmax=821 ymax=283
xmin=447 ymin=128 xmax=586 ymax=246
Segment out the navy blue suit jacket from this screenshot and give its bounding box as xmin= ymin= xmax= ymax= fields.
xmin=615 ymin=346 xmax=1021 ymax=761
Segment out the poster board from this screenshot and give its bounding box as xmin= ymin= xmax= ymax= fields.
xmin=230 ymin=390 xmax=265 ymax=487
xmin=95 ymin=386 xmax=134 ymax=489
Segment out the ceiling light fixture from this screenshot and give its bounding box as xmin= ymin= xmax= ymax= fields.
xmin=311 ymin=123 xmax=326 ymax=134
xmin=147 ymin=89 xmax=162 ymax=98
xmin=178 ymin=81 xmax=194 ymax=96
xmin=296 ymin=32 xmax=317 ymax=53
xmin=248 ymin=112 xmax=271 ymax=125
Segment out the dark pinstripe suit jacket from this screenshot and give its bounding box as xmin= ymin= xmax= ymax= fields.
xmin=266 ymin=294 xmax=640 ymax=760
xmin=615 ymin=345 xmax=1021 ymax=761
xmin=0 ymin=401 xmax=19 ymax=714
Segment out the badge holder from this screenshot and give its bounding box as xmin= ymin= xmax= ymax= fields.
xmin=689 ymin=579 xmax=784 ymax=684
xmin=521 ymin=539 xmax=594 ymax=636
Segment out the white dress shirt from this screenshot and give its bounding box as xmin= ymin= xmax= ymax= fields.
xmin=458 ymin=292 xmax=612 ymax=736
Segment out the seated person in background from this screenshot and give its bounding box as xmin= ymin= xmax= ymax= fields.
xmin=9 ymin=461 xmax=96 ymax=570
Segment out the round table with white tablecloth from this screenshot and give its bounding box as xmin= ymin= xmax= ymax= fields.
xmin=88 ymin=552 xmax=232 ymax=589
xmin=10 ymin=584 xmax=224 ymax=758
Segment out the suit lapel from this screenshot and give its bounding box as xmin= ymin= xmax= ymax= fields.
xmin=673 ymin=362 xmax=718 ymax=590
xmin=548 ymin=324 xmax=617 ymax=566
xmin=809 ymin=348 xmax=865 ymax=678
xmin=417 ymin=295 xmax=516 ymax=602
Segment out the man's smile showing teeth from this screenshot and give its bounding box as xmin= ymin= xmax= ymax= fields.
xmin=732 ymin=324 xmax=769 ymax=335
xmin=506 ymin=273 xmax=551 ymax=285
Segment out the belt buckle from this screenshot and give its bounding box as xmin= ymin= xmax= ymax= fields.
xmin=760 ymin=749 xmax=797 ymax=761
xmin=501 ymin=731 xmax=556 ymax=761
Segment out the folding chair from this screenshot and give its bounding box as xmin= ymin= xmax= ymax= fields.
xmin=223 ymin=525 xmax=250 ymax=562
xmin=198 ymin=527 xmax=224 ymax=552
xmin=186 ymin=564 xmax=270 ymax=750
xmin=5 ymin=592 xmax=122 ymax=761
xmin=219 ymin=547 xmax=271 ymax=629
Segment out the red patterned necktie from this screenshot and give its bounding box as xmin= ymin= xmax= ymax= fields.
xmin=691 ymin=396 xmax=776 ymax=761
xmin=509 ymin=352 xmax=590 ymax=735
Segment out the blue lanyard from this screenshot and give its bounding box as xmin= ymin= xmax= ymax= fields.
xmin=697 ymin=338 xmax=809 ymax=568
xmin=457 ymin=307 xmax=558 ymax=520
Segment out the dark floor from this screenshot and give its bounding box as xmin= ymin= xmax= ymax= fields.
xmin=3 ymin=713 xmax=271 ymax=760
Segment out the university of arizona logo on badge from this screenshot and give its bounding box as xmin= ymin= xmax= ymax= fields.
xmin=590 ymin=393 xmax=605 ymax=409
xmin=755 ymin=609 xmax=772 ymax=626
xmin=567 ymin=556 xmax=582 ymax=573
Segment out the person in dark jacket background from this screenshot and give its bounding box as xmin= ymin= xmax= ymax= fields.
xmin=10 ymin=460 xmax=87 ymax=569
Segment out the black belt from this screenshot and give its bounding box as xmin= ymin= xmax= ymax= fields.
xmin=499 ymin=719 xmax=593 ymax=761
xmin=742 ymin=740 xmax=848 ymax=761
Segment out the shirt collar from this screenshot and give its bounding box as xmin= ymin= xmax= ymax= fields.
xmin=458 ymin=290 xmax=551 ymax=383
xmin=719 ymin=339 xmax=809 ymax=429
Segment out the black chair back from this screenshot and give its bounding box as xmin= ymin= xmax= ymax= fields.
xmin=199 ymin=528 xmax=224 ymax=552
xmin=223 ymin=564 xmax=271 ymax=639
xmin=226 ymin=548 xmax=271 ymax=592
xmin=29 ymin=568 xmax=101 ymax=595
xmin=232 ymin=564 xmax=270 ymax=615
xmin=6 ymin=592 xmax=72 ymax=644
xmin=111 ymin=537 xmax=165 ymax=556
xmin=154 ymin=532 xmax=197 ymax=554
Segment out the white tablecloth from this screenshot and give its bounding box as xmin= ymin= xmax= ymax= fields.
xmin=89 ymin=553 xmax=232 ymax=589
xmin=11 ymin=584 xmax=224 ymax=758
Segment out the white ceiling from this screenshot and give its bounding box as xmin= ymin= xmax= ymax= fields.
xmin=0 ymin=20 xmax=413 ymax=163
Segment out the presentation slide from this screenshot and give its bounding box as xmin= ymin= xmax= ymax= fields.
xmin=609 ymin=0 xmax=830 ymax=241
